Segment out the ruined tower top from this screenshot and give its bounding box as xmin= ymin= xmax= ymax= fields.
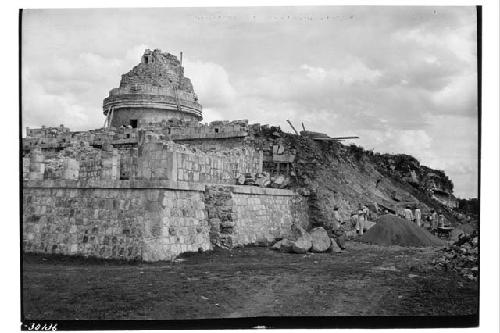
xmin=103 ymin=48 xmax=202 ymax=128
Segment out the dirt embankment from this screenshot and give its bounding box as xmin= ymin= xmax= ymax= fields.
xmin=253 ymin=129 xmax=459 ymax=227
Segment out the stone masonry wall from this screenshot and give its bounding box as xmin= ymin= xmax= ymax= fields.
xmin=23 ymin=180 xmax=310 ymax=261
xmin=137 ymin=141 xmax=263 ymax=185
xmin=205 ymin=185 xmax=309 ymax=248
xmin=109 ymin=108 xmax=198 ymax=128
xmin=23 ymin=180 xmax=211 ymax=262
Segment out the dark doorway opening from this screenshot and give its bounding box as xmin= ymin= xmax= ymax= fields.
xmin=130 ymin=119 xmax=138 ymax=128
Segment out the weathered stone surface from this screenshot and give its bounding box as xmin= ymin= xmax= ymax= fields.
xmin=220 ymin=221 xmax=235 ymax=228
xmin=273 ymin=175 xmax=285 ymax=185
xmin=23 ymin=186 xmax=212 ymax=262
xmin=235 ymin=174 xmax=246 ymax=185
xmin=310 ymin=227 xmax=331 ymax=253
xmin=289 ymin=223 xmax=308 ymax=241
xmin=255 ymin=174 xmax=271 ymax=187
xmin=291 ymin=234 xmax=313 ymax=254
xmin=204 ymin=185 xmax=310 ymax=248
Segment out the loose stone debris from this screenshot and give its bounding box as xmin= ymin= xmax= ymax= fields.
xmin=271 ymin=225 xmax=344 ymax=254
xmin=433 ymin=231 xmax=479 ymax=281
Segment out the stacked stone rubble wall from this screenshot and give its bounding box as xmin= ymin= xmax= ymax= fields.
xmin=204 ymin=185 xmax=309 ymax=248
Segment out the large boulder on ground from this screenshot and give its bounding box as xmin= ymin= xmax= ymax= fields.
xmin=235 ymin=174 xmax=246 ymax=185
xmin=328 ymin=238 xmax=342 ymax=253
xmin=309 ymin=227 xmax=331 ymax=253
xmin=255 ymin=172 xmax=271 ymax=187
xmin=271 ymin=239 xmax=293 ymax=252
xmin=272 ymin=174 xmax=285 ymax=186
xmin=289 ymin=223 xmax=309 ymax=241
xmin=291 ymin=234 xmax=313 ymax=254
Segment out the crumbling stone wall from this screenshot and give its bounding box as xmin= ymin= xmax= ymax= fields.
xmin=23 ymin=157 xmax=30 ymax=179
xmin=204 ymin=185 xmax=309 ymax=248
xmin=118 ymin=147 xmax=139 ymax=180
xmin=174 ymin=148 xmax=262 ymax=184
xmin=27 ymin=148 xmax=45 ymax=180
xmin=137 ymin=140 xmax=263 ymax=184
xmin=44 ymin=157 xmax=79 ymax=180
xmin=22 ymin=180 xmax=211 ymax=261
xmin=109 ymin=108 xmax=198 ymax=128
xmin=24 ymin=145 xmax=121 ymax=182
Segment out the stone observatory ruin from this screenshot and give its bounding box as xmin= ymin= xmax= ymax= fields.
xmin=22 ymin=49 xmax=310 ymax=262
xmin=103 ymin=49 xmax=202 ymax=127
xmin=22 ymin=48 xmax=460 ymax=262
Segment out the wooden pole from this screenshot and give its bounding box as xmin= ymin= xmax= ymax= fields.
xmin=286 ymin=120 xmax=299 ymax=135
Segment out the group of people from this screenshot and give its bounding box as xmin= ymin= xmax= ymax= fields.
xmin=324 ymin=203 xmax=455 ymax=246
xmin=401 ymin=206 xmax=448 ymax=233
xmin=323 ymin=204 xmax=371 ymax=252
xmin=350 ymin=204 xmax=370 ymax=235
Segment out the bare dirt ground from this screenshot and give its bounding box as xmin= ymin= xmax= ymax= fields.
xmin=22 ymin=241 xmax=478 ymax=320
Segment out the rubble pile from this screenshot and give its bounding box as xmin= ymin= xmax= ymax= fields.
xmin=271 ymin=225 xmax=343 ymax=254
xmin=360 ymin=214 xmax=446 ymax=247
xmin=235 ymin=171 xmax=291 ymax=189
xmin=433 ymin=232 xmax=478 ymax=281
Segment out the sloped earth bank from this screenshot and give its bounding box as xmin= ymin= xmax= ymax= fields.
xmin=23 ymin=242 xmax=477 ymax=320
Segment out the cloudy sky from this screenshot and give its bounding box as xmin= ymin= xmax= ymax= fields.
xmin=22 ymin=6 xmax=478 ymax=198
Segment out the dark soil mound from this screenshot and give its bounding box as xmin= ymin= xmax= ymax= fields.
xmin=360 ymin=214 xmax=446 ymax=247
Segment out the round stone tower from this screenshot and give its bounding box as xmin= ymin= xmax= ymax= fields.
xmin=103 ymin=48 xmax=202 ymax=128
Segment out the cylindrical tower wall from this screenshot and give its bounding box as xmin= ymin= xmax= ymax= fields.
xmin=109 ymin=108 xmax=199 ymax=128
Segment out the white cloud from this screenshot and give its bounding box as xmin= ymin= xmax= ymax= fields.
xmin=183 ymin=59 xmax=237 ymax=109
xmin=21 ymin=7 xmax=478 ymax=198
xmin=300 ymin=61 xmax=382 ymax=85
xmin=300 ymin=64 xmax=327 ymax=81
xmin=431 ymin=71 xmax=477 ymax=115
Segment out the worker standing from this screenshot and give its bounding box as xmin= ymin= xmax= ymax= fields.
xmin=429 ymin=210 xmax=438 ymax=233
xmin=351 ymin=212 xmax=359 ymax=233
xmin=414 ymin=207 xmax=422 ymax=227
xmin=357 ymin=205 xmax=366 ymax=235
xmin=333 ymin=206 xmax=341 ymax=223
xmin=403 ymin=206 xmax=413 ymax=221
xmin=438 ymin=211 xmax=446 ymax=228
xmin=362 ymin=205 xmax=370 ymax=221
